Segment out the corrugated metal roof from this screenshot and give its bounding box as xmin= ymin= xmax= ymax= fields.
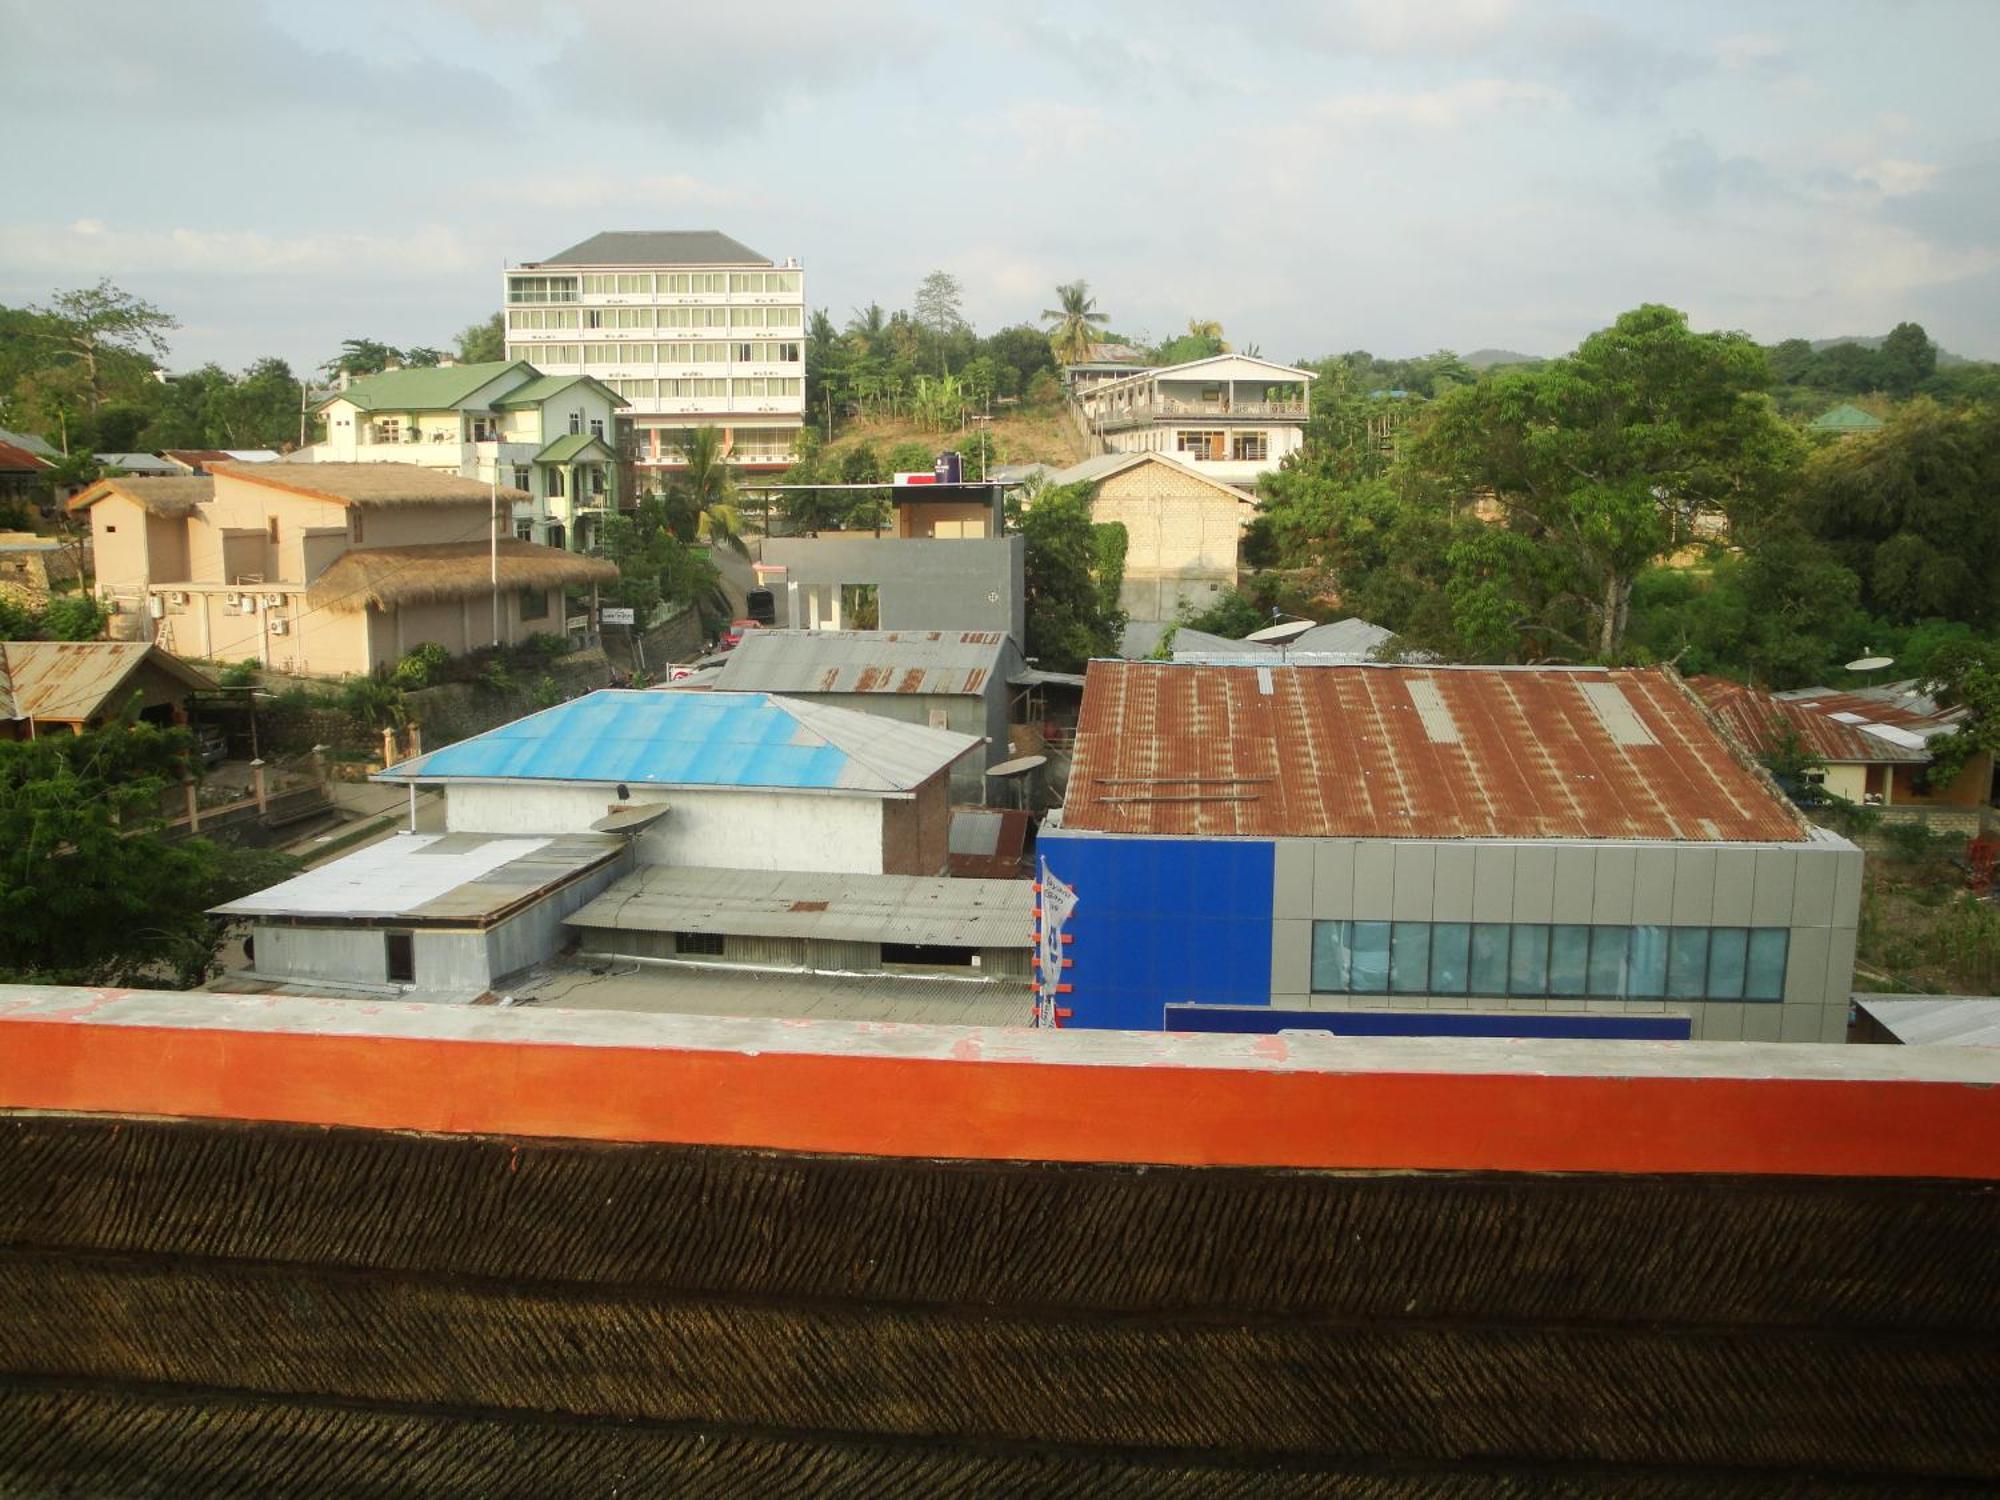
xmin=378 ymin=688 xmax=979 ymax=794
xmin=320 ymin=361 xmax=529 ymax=414
xmin=211 ymin=832 xmax=622 ymax=924
xmin=1059 ymin=661 xmax=1809 ymax=842
xmin=0 ymin=641 xmax=213 ymax=725
xmin=1692 ymin=677 xmax=1931 ymax=765
xmin=566 ymin=867 xmax=1031 ymax=947
xmin=711 ymin=629 xmax=1013 ymax=697
xmin=0 ymin=440 xmax=52 ymax=473
xmin=1774 ymin=685 xmax=1963 ymax=741
xmin=1856 ymin=997 xmax=2000 ymax=1046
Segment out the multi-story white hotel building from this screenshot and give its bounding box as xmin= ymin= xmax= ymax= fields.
xmin=503 ymin=231 xmax=805 ymax=481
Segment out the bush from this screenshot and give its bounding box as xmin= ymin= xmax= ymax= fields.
xmin=39 ymin=594 xmax=106 ymax=641
xmin=390 ymin=641 xmax=452 ymax=688
xmin=218 ymin=659 xmax=260 ymax=688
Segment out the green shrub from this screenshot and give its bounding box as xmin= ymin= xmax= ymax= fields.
xmin=218 ymin=659 xmax=260 ymax=688
xmin=39 ymin=595 xmax=105 ymax=641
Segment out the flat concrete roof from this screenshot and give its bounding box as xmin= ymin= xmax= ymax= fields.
xmin=498 ymin=957 xmax=1031 ymax=1026
xmin=212 ymin=831 xmax=623 ymax=926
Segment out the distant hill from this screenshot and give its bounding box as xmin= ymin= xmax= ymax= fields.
xmin=1808 ymin=334 xmax=1971 ymax=368
xmin=1464 ymin=348 xmax=1546 ymax=370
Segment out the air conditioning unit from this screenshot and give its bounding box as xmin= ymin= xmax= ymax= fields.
xmin=147 ymin=595 xmax=165 ymax=619
xmin=238 ymin=596 xmax=259 ymax=615
xmin=269 ymin=618 xmax=289 ymax=636
xmin=168 ymin=592 xmax=189 ymax=607
xmin=263 ymin=594 xmax=284 ymax=608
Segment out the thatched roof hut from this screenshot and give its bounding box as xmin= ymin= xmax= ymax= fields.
xmin=68 ymin=476 xmax=213 ymax=516
xmin=306 ymin=540 xmax=617 ymax=613
xmin=213 ymin=462 xmax=532 ymax=508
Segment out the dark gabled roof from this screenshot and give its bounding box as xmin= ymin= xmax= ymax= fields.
xmin=532 ymin=231 xmax=770 ymax=267
xmin=0 ymin=440 xmax=52 ymax=473
xmin=493 ymin=373 xmax=630 ymax=410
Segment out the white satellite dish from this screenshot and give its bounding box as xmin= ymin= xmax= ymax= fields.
xmin=985 ymin=754 xmax=1048 ymax=779
xmin=1244 ymin=619 xmax=1315 ymax=644
xmin=1845 ymin=655 xmax=1895 ymax=673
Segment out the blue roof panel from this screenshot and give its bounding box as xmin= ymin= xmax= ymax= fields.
xmin=385 ymin=690 xmax=860 ymax=789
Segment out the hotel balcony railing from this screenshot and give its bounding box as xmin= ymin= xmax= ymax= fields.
xmin=1089 ymin=397 xmax=1309 ymax=431
xmin=506 ymin=290 xmax=580 ymax=305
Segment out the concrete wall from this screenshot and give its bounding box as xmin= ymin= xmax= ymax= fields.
xmin=444 ymin=781 xmax=898 ymax=875
xmin=87 ymin=496 xmax=158 ymax=592
xmin=880 ymin=770 xmax=952 ymax=875
xmin=763 ymin=535 xmax=1024 ymax=644
xmin=1090 ymin=462 xmax=1247 ymax=624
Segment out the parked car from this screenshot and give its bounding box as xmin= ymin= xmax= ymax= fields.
xmin=721 ymin=619 xmax=763 ymax=651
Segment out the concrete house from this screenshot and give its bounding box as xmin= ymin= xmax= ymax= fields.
xmin=1040 ymin=661 xmax=1863 ymax=1043
xmin=72 ymin=464 xmax=614 ymax=676
xmin=1046 ymin=452 xmax=1255 ymax=623
xmin=1074 ymin=353 xmax=1315 ymax=485
xmin=307 ymin=361 xmax=629 ymax=552
xmin=709 ymin=629 xmax=1025 ymax=801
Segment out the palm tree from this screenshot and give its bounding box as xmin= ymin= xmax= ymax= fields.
xmin=665 ymin=426 xmax=750 ymax=556
xmin=1042 ymin=281 xmax=1109 ymax=366
xmin=1187 ymin=318 xmax=1230 ymax=353
xmin=845 ymin=303 xmax=888 ymax=354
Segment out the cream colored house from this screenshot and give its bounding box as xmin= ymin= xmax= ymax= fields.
xmin=306 ymin=361 xmax=628 ymax=552
xmin=72 ymin=464 xmax=615 ymax=678
xmin=1073 ymin=353 xmax=1315 ymax=486
xmin=1047 ymin=452 xmax=1255 ymax=622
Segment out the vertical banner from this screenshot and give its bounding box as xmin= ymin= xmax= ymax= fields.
xmin=1034 ymin=858 xmax=1078 ymax=1028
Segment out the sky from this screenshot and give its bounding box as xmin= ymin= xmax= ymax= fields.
xmin=3 ymin=0 xmax=1998 ymax=373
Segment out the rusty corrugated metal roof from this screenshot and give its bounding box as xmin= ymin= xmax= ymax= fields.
xmin=1691 ymin=677 xmax=1930 ymax=766
xmin=0 ymin=441 xmax=52 ymax=473
xmin=0 ymin=641 xmax=214 ymax=726
xmin=1060 ymin=661 xmax=1809 ymax=842
xmin=713 ymin=629 xmax=1017 ymax=698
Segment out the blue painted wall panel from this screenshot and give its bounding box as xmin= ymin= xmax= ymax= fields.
xmin=1039 ymin=832 xmax=1274 ymax=1031
xmin=1167 ymin=1005 xmax=1695 ymax=1041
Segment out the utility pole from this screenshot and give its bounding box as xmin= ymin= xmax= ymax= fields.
xmin=490 ymin=472 xmax=501 ymax=647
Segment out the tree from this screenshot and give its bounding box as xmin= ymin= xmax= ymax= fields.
xmin=31 ymin=280 xmax=178 ymax=411
xmin=402 ymin=347 xmax=445 ymax=368
xmin=1042 ymin=281 xmax=1109 ymax=366
xmin=1410 ymin=305 xmax=1800 ymax=658
xmin=1802 ymin=399 xmax=2000 ymax=629
xmin=1021 ymin=482 xmax=1126 ymax=670
xmin=1917 ymin=639 xmax=2000 ymax=793
xmin=845 ymin=303 xmax=888 ymax=352
xmin=660 ymin=426 xmax=749 ymax=556
xmin=913 ymin=271 xmax=968 ymax=342
xmin=1877 ymin=322 xmax=1937 ymax=399
xmin=1186 ymin=318 xmax=1229 ymax=351
xmin=456 ymin=313 xmax=506 ymax=364
xmin=0 ymin=721 xmax=295 ymax=986
xmin=325 ymin=339 xmax=402 ymax=378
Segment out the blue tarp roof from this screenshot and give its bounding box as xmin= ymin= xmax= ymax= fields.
xmin=377 ymin=689 xmax=976 ymax=793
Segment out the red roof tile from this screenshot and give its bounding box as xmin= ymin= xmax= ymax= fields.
xmin=1062 ymin=662 xmax=1808 ymax=843
xmin=1691 ymin=677 xmax=1930 ymax=766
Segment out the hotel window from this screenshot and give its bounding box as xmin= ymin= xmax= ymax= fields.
xmin=617 ymin=343 xmax=656 ymax=364
xmin=616 ymin=273 xmax=651 ymax=294
xmin=765 ymin=305 xmax=800 ymax=327
xmin=729 ymin=273 xmax=759 ymax=293
xmin=1310 ymin=920 xmax=1788 ymax=1003
xmin=660 ymin=273 xmax=691 ymax=295
xmin=689 ymin=343 xmax=727 ymax=363
xmin=590 ymin=418 xmax=604 ymax=438
xmin=507 ymin=275 xmax=577 ymax=304
xmin=539 ymin=344 xmax=582 ymax=364
xmin=546 ymin=467 xmax=565 ymax=497
xmin=616 ymin=308 xmax=653 ymax=329
xmin=1177 ymin=429 xmax=1225 ymax=460
xmin=729 ymin=306 xmax=763 ymax=327
xmin=1232 ymin=432 xmax=1269 ymax=462
xmin=518 ymin=587 xmax=550 ymax=621
xmin=516 ymin=521 xmax=534 ymax=542
xmin=689 ymin=272 xmax=727 ymax=293
xmin=613 ymin=379 xmax=657 ymax=399
xmin=771 ymin=271 xmax=801 ymax=293
xmin=662 ymin=378 xmax=727 ymax=398
xmin=732 ymin=341 xmax=755 ymax=362
xmin=570 ymin=411 xmax=582 ymax=434
xmin=584 ymin=308 xmax=605 ymax=329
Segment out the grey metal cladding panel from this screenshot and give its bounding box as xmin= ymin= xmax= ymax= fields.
xmin=1311 ymin=842 xmax=1355 ymax=917
xmin=1592 ymin=847 xmax=1635 ymax=925
xmin=1269 ymin=917 xmax=1311 ymax=997
xmin=1781 ymin=1001 xmax=1825 ymax=1042
xmin=1510 ymin=847 xmax=1556 ymax=923
xmin=1551 ymin=847 xmax=1596 ymax=923
xmin=1632 ymin=847 xmax=1676 ymax=922
xmin=1350 ymin=844 xmax=1395 ymax=920
xmin=1791 ymin=850 xmax=1838 ymax=928
xmin=1784 ymin=927 xmax=1833 ymax=1006
xmin=1750 ymin=849 xmax=1798 ymax=927
xmin=1833 ymin=847 xmax=1864 ymax=927
xmin=1671 ymin=848 xmax=1718 ymax=926
xmin=1272 ymin=840 xmax=1314 ymax=920
xmin=1699 ymin=1003 xmax=1744 ymax=1042
xmin=1391 ymin=845 xmax=1437 ymax=921
xmin=1825 ymin=926 xmax=1859 ymax=999
xmin=1471 ymin=845 xmax=1516 ymax=923
xmin=1432 ymin=845 xmax=1475 ymax=921
xmin=1820 ymin=1003 xmax=1851 ymax=1043
xmin=1741 ymin=1004 xmax=1783 ymax=1042
xmin=1710 ymin=848 xmax=1756 ymax=925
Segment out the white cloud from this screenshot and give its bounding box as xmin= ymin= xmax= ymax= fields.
xmin=0 ymin=221 xmax=480 ymax=277
xmin=1312 ymin=78 xmax=1566 ymax=131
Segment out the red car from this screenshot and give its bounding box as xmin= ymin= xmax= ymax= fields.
xmin=720 ymin=619 xmax=763 ymax=651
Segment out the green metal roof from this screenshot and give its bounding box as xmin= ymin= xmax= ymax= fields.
xmin=319 ymin=361 xmax=533 ymax=414
xmin=1810 ymin=402 xmax=1887 ymax=432
xmin=493 ymin=373 xmax=630 ymax=410
xmin=535 ymin=432 xmax=617 ymax=464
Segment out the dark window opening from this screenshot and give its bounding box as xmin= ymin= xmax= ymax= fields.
xmin=674 ymin=930 xmax=725 ymax=956
xmin=385 ymin=931 xmax=415 ymax=983
xmin=881 ymin=943 xmax=977 ymax=969
xmin=518 ymin=588 xmax=550 ymax=621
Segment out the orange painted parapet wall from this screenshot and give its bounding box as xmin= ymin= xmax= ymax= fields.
xmin=3 ymin=984 xmax=1999 ymax=1181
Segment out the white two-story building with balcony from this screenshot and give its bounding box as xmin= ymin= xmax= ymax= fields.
xmin=1075 ymin=353 xmax=1315 ymax=488
xmin=306 ymin=361 xmax=629 ymax=553
xmin=502 ymin=231 xmax=806 ymax=481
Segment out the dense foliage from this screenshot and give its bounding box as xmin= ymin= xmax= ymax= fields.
xmin=0 ymin=722 xmax=295 ymax=986
xmin=1021 ymin=482 xmax=1126 ymax=671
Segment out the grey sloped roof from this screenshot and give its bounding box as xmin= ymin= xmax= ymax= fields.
xmin=711 ymin=629 xmax=1016 ymax=698
xmin=535 ymin=231 xmax=770 ymax=266
xmin=566 ymin=866 xmax=1033 ymax=948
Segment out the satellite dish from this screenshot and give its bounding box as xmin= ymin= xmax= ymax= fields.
xmin=1244 ymin=619 xmax=1315 ymax=644
xmin=590 ymin=803 xmax=671 ymax=834
xmin=985 ymin=754 xmax=1048 ymax=778
xmin=1845 ymin=655 xmax=1894 ymax=673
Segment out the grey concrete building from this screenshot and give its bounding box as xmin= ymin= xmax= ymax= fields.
xmin=759 ymin=534 xmax=1024 ymax=643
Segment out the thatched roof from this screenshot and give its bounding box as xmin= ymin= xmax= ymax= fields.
xmin=215 ymin=462 xmax=532 ymax=509
xmin=306 ymin=540 xmax=617 ymax=613
xmin=68 ymin=476 xmax=213 ymax=516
